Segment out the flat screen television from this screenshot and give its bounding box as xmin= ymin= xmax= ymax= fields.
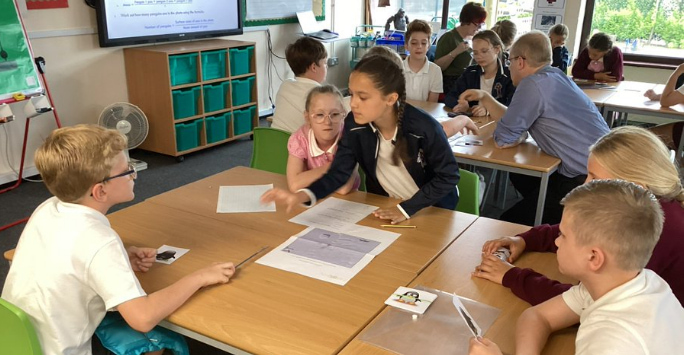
xmin=95 ymin=0 xmax=243 ymax=48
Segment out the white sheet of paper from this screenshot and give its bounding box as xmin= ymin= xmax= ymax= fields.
xmin=453 ymin=294 xmax=482 ymax=337
xmin=217 ymin=184 xmax=276 ymax=213
xmin=256 ymin=225 xmax=399 ymax=285
xmin=155 ymin=245 xmax=190 ymax=265
xmin=289 ymin=197 xmax=378 ymax=229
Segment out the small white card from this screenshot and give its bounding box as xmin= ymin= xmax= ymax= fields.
xmin=217 ymin=184 xmax=276 ymax=213
xmin=453 ymin=294 xmax=482 ymax=337
xmin=155 ymin=245 xmax=190 ymax=265
xmin=385 ymin=286 xmax=438 ymax=314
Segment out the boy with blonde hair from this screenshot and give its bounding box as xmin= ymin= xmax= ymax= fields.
xmin=2 ymin=125 xmax=236 ymax=355
xmin=469 ymin=179 xmax=684 ymax=355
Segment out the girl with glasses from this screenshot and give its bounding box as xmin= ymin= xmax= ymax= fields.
xmin=286 ymin=85 xmax=360 ymax=194
xmin=263 ymin=55 xmax=460 ymax=225
xmin=445 ymin=30 xmax=516 ymax=120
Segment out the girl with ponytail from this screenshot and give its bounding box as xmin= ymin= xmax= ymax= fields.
xmin=263 ymin=55 xmax=460 ymax=224
xmin=474 ymin=126 xmax=684 ymax=306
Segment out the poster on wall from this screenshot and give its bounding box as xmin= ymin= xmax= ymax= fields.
xmin=26 ymin=0 xmax=69 ymax=10
xmin=533 ymin=0 xmax=566 ymax=32
xmin=537 ymin=0 xmax=565 ymax=9
xmin=534 ymin=14 xmax=564 ymax=31
xmin=0 ymin=0 xmax=43 ymax=101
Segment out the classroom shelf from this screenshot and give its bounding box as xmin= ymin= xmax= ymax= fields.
xmin=124 ymin=39 xmax=258 ymax=158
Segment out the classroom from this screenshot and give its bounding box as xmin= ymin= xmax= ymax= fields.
xmin=1 ymin=0 xmax=683 ymax=354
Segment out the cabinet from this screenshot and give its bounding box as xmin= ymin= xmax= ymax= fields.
xmin=124 ymin=39 xmax=258 ymax=158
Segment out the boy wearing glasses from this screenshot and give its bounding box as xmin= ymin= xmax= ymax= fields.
xmin=271 ymin=36 xmax=329 ymax=133
xmin=2 ymin=125 xmax=236 ymax=355
xmin=286 ymin=85 xmax=359 ymax=193
xmin=460 ymin=31 xmax=609 ymax=226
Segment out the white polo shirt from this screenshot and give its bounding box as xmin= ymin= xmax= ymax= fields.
xmin=2 ymin=197 xmax=146 ymax=355
xmin=271 ymin=77 xmax=320 ymax=133
xmin=403 ymin=56 xmax=443 ymax=101
xmin=562 ymin=269 xmax=684 ymax=355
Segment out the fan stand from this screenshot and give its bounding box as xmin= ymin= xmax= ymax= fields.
xmin=125 ymin=149 xmax=148 ymax=172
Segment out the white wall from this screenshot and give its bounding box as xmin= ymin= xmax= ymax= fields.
xmin=0 ymin=0 xmax=363 ymax=185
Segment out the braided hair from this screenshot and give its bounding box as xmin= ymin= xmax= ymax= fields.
xmin=352 ymin=54 xmax=410 ymax=165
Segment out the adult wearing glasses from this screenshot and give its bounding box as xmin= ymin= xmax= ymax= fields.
xmin=460 ymin=31 xmax=610 ymax=226
xmin=434 ymin=2 xmax=487 ymax=95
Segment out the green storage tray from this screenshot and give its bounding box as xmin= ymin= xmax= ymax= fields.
xmin=205 ymin=113 xmax=229 ymax=144
xmin=203 ymin=82 xmax=230 ymax=113
xmin=231 ymin=77 xmax=254 ymax=107
xmin=175 ymin=119 xmax=203 ymax=151
xmin=233 ymin=106 xmax=255 ymax=136
xmin=169 ymin=53 xmax=198 ymax=86
xmin=229 ymin=46 xmax=254 ymax=76
xmin=201 ymin=49 xmax=227 ymax=80
xmin=172 ymin=86 xmax=201 ymax=120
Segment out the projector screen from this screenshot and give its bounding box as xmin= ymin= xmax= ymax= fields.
xmin=96 ymin=0 xmax=243 ymax=48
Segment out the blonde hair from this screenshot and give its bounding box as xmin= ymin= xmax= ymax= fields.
xmin=548 ymin=23 xmax=569 ymax=38
xmin=510 ymin=30 xmax=552 ymax=67
xmin=304 ymin=84 xmax=345 ymax=112
xmin=363 ymin=46 xmax=403 ymax=68
xmin=590 ymin=126 xmax=684 ymax=206
xmin=562 ymin=179 xmax=663 ymax=271
xmin=35 ymin=124 xmax=127 ymax=202
xmin=492 ymin=20 xmax=517 ymax=49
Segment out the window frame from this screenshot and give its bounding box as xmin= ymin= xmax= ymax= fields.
xmin=580 ymin=0 xmax=684 ymax=68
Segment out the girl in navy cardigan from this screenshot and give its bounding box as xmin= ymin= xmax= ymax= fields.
xmin=572 ymin=32 xmax=624 ymax=82
xmin=444 ymin=30 xmax=515 ymax=116
xmin=262 ymin=55 xmax=460 ymax=224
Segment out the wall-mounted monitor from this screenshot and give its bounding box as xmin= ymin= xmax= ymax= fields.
xmin=96 ymin=0 xmax=243 ymax=48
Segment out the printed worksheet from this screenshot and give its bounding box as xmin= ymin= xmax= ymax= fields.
xmin=217 ymin=184 xmax=276 ymax=213
xmin=289 ymin=197 xmax=378 ymax=229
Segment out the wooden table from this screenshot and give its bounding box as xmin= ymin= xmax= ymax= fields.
xmin=409 ymin=100 xmax=495 ymax=129
xmin=146 ymin=167 xmax=478 ymax=274
xmin=120 ymin=167 xmax=478 ymax=354
xmin=339 ymin=217 xmax=578 ymax=355
xmin=581 ymin=80 xmax=657 ymax=113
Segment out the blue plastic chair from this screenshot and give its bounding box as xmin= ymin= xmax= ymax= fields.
xmin=250 ymin=127 xmax=292 ymax=175
xmin=455 ymin=169 xmax=480 ymax=216
xmin=0 ymin=298 xmax=43 ymax=355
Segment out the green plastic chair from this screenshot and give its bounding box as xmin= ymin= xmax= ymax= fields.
xmin=0 ymin=298 xmax=43 ymax=355
xmin=250 ymin=127 xmax=291 ymax=175
xmin=456 ymin=169 xmax=480 ymax=216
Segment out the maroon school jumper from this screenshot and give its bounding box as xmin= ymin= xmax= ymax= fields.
xmin=501 ymin=199 xmax=684 ymax=306
xmin=572 ymin=46 xmax=624 ymax=82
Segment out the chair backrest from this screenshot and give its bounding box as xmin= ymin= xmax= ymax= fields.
xmin=0 ymin=298 xmax=43 ymax=355
xmin=250 ymin=127 xmax=292 ymax=175
xmin=455 ymin=169 xmax=480 ymax=216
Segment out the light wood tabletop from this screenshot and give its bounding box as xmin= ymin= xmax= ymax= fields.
xmin=581 ymin=80 xmax=657 ymax=107
xmin=109 ymin=201 xmax=419 ymax=355
xmin=339 ymin=217 xmax=578 ymax=355
xmin=408 ymin=99 xmax=495 ymax=129
xmin=604 ymin=83 xmax=684 ymax=117
xmin=146 ymin=166 xmax=479 ymax=275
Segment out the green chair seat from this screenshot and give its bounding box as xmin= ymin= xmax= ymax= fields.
xmin=0 ymin=298 xmax=43 ymax=355
xmin=456 ymin=168 xmax=480 ymax=216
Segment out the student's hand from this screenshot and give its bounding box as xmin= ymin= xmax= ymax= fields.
xmin=442 ymin=116 xmax=479 ymax=138
xmin=261 ymin=188 xmax=310 ymax=213
xmin=127 ymin=246 xmax=157 ymax=272
xmin=481 ymin=236 xmax=526 ymax=262
xmin=459 ymin=89 xmax=487 ymax=103
xmin=372 ymin=206 xmax=407 ymax=224
xmin=195 ymin=262 xmax=236 ymax=287
xmin=473 ymin=254 xmax=514 ymax=285
xmin=455 ymin=41 xmax=471 ymax=56
xmin=471 ymin=105 xmax=487 ymax=117
xmin=644 ymin=89 xmax=660 ymax=101
xmin=594 ymin=72 xmax=617 ymax=82
xmin=468 ymin=336 xmax=503 ymax=355
xmin=452 ymin=99 xmax=469 ymax=114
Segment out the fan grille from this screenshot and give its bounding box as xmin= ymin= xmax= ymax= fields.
xmin=99 ymin=103 xmax=149 ymax=149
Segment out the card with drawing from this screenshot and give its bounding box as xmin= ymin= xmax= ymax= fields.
xmin=452 ymin=294 xmax=482 ymax=337
xmin=385 ymin=286 xmax=438 ymax=314
xmin=155 ymin=245 xmax=189 ymax=265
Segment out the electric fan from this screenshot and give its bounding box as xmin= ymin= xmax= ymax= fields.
xmin=98 ymin=102 xmax=149 ymax=171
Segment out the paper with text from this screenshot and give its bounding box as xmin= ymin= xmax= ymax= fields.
xmin=289 ymin=197 xmax=378 ymax=229
xmin=256 ymin=225 xmax=399 ymax=285
xmin=217 ymin=184 xmax=276 ymax=213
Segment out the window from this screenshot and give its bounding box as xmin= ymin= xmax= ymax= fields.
xmin=494 ymin=0 xmax=534 ymax=36
xmin=581 ymin=0 xmax=684 ymax=65
xmin=369 ymin=0 xmax=476 ymax=30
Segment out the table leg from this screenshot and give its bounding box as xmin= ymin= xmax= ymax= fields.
xmin=534 ymin=172 xmax=550 ymax=226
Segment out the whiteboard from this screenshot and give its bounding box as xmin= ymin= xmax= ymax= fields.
xmin=0 ymin=0 xmax=43 ymax=102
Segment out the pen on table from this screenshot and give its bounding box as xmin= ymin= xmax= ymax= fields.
xmin=235 ymin=246 xmax=269 ymax=269
xmin=381 ymin=225 xmax=417 ymax=229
